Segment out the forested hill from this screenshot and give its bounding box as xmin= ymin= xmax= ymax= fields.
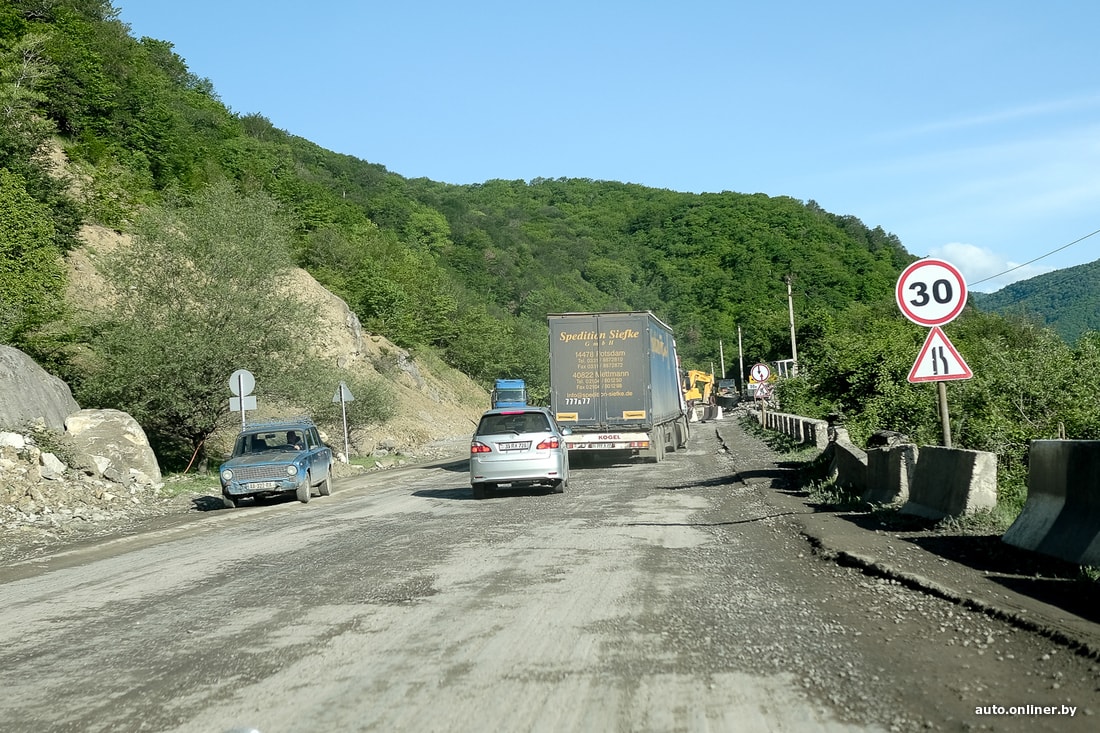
xmin=972 ymin=258 xmax=1100 ymax=344
xmin=401 ymin=178 xmax=913 ymax=367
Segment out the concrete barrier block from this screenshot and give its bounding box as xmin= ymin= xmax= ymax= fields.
xmin=756 ymin=411 xmax=834 ymax=449
xmin=1003 ymin=440 xmax=1100 ymax=567
xmin=902 ymin=446 xmax=997 ymax=519
xmin=803 ymin=419 xmax=829 ymax=450
xmin=865 ymin=444 xmax=918 ymax=505
xmin=827 ymin=439 xmax=868 ymax=494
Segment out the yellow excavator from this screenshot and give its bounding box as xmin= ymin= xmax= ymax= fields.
xmin=682 ymin=370 xmax=718 ymax=422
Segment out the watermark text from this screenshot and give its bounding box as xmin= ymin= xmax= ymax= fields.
xmin=975 ymin=704 xmax=1076 ymax=717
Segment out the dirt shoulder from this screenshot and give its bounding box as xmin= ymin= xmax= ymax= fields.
xmin=711 ymin=420 xmax=1100 ymax=659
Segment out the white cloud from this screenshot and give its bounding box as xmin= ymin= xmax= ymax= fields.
xmin=879 ymin=93 xmax=1100 ymax=142
xmin=927 ymin=242 xmax=1054 ymax=293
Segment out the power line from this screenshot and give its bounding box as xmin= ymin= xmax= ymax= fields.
xmin=969 ymin=226 xmax=1100 ymax=287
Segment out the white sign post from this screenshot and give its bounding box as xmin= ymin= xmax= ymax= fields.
xmin=896 ymin=258 xmax=970 ymax=447
xmin=332 ymin=381 xmax=354 ymax=462
xmin=228 ymin=369 xmax=257 ymax=429
xmin=749 ymin=363 xmax=772 ymax=424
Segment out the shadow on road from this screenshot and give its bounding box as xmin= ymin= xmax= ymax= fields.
xmin=414 ymin=485 xmax=563 ymax=501
xmin=413 ymin=487 xmax=476 ymax=501
xmin=906 ymin=533 xmax=1100 ymax=625
xmin=191 ymin=495 xmax=229 ymax=512
xmin=824 ymin=508 xmax=1100 ymax=625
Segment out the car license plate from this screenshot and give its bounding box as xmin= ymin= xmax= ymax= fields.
xmin=497 ymin=441 xmax=531 ymax=451
xmin=249 ymin=481 xmax=278 ymax=489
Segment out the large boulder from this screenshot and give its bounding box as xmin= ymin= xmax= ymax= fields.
xmin=0 ymin=345 xmax=81 ymax=431
xmin=65 ymin=409 xmax=162 ymax=486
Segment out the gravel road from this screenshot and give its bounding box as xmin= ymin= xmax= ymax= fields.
xmin=0 ymin=419 xmax=1095 ymax=732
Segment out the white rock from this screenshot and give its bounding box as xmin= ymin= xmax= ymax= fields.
xmin=0 ymin=432 xmax=26 ymax=450
xmin=40 ymin=452 xmax=67 ymax=480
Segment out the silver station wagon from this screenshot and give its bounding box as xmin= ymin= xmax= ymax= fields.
xmin=469 ymin=407 xmax=571 ymax=499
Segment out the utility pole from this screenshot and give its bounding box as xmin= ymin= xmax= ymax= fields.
xmin=719 ymin=339 xmax=726 ymax=378
xmin=737 ymin=326 xmax=745 ymax=394
xmin=785 ymin=274 xmax=799 ymax=376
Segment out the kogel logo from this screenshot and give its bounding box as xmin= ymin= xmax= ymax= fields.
xmin=598 ymin=434 xmax=622 ymax=440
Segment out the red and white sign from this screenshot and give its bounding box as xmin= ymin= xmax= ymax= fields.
xmin=750 ymin=363 xmax=771 ymax=383
xmin=908 ymin=327 xmax=973 ymax=383
xmin=896 ymin=258 xmax=968 ymax=326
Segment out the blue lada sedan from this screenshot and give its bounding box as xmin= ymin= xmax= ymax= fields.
xmin=219 ymin=419 xmax=334 ymax=507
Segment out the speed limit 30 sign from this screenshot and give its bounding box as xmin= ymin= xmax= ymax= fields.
xmin=895 ymin=258 xmax=968 ymax=326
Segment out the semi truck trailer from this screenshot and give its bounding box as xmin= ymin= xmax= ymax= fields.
xmin=548 ymin=312 xmax=689 ymax=462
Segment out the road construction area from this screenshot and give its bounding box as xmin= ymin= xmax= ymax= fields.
xmin=0 ymin=420 xmax=1096 ymax=732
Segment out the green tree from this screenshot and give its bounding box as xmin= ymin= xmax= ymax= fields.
xmin=0 ymin=168 xmax=63 ymax=347
xmin=0 ymin=31 xmax=55 ymax=164
xmin=76 ymin=181 xmax=351 ymax=468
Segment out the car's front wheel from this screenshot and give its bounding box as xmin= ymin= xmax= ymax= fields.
xmin=297 ymin=476 xmax=311 ymax=503
xmin=318 ymin=467 xmax=333 ymax=497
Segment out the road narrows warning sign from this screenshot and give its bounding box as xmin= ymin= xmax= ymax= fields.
xmin=907 ymin=326 xmax=973 ymax=383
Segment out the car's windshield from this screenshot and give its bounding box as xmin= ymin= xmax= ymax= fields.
xmin=235 ymin=429 xmax=306 ymax=455
xmin=477 ymin=413 xmax=551 ymax=435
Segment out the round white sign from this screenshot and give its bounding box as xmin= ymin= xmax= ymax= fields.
xmin=750 ymin=363 xmax=771 ymax=383
xmin=228 ymin=369 xmax=255 ymax=396
xmin=895 ymin=258 xmax=968 ymax=326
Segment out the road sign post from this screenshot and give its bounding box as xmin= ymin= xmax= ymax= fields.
xmin=896 ymin=258 xmax=971 ymax=447
xmin=228 ymin=369 xmax=257 ymax=429
xmin=332 ymin=381 xmax=355 ymax=461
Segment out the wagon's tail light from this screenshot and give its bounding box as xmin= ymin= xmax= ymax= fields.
xmin=471 ymin=441 xmax=492 ymax=454
xmin=536 ymin=437 xmax=560 ymax=450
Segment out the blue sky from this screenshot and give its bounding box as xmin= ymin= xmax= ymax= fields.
xmin=116 ymin=1 xmax=1100 ymax=293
